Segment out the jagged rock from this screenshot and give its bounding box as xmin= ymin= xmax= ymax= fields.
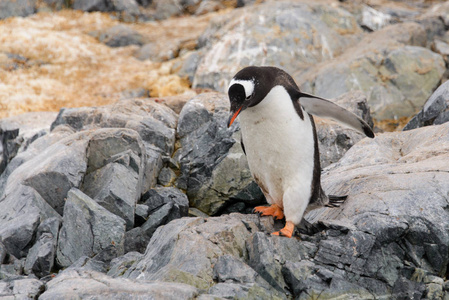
xmin=0 ymin=121 xmax=19 ymax=175
xmin=0 ymin=0 xmax=36 ymax=19
xmin=50 ymin=98 xmax=176 ymax=192
xmin=21 ymin=136 xmax=88 ymax=215
xmin=107 ymin=251 xmax=143 ymax=277
xmin=40 ymin=269 xmax=199 ymax=299
xmin=404 ymin=80 xmax=449 ymax=130
xmin=56 ymin=189 xmax=126 ymax=268
xmin=125 ymin=187 xmax=189 ymax=253
xmin=175 ymin=92 xmax=261 ymax=215
xmin=0 ymin=212 xmax=40 ymax=259
xmin=82 ymin=162 xmax=140 ymax=230
xmin=24 ymin=217 xmax=60 ymax=278
xmin=0 ymin=112 xmax=54 ymax=176
xmin=193 ymin=1 xmax=362 ymax=91
xmin=296 ymin=22 xmax=445 ymax=120
xmin=141 ymin=186 xmax=189 ymax=217
xmin=0 ymin=277 xmax=45 ymax=299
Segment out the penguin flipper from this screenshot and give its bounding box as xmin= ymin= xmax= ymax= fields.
xmin=298 ymin=92 xmax=375 ymax=138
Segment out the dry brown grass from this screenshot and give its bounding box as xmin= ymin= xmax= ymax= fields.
xmin=0 ymin=10 xmax=217 ymax=119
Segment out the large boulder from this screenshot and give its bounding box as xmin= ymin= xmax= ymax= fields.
xmin=193 ymin=1 xmax=362 ymax=92
xmin=296 ymin=22 xmax=445 ymax=120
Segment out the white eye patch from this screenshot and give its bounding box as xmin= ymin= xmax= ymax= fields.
xmin=229 ymin=78 xmax=255 ymax=99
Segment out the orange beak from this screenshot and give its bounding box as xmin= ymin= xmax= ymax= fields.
xmin=227 ymin=106 xmax=243 ymax=128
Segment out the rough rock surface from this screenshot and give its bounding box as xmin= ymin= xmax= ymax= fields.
xmin=3 ymin=0 xmax=449 ymax=298
xmin=193 ymin=1 xmax=362 ymax=92
xmin=296 ymin=22 xmax=446 ymax=120
xmin=56 ymin=188 xmax=126 ymax=268
xmin=0 ymin=0 xmax=36 ymax=19
xmin=40 ymin=269 xmax=199 ymax=299
xmin=404 ymin=79 xmax=449 ymax=130
xmin=175 ymin=92 xmax=262 ymax=215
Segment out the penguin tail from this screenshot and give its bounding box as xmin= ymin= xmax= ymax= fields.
xmin=325 ymin=195 xmax=348 ymax=208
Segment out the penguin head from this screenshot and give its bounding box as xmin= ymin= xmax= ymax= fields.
xmin=227 ymin=66 xmax=274 ymax=127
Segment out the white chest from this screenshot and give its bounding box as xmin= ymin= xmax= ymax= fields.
xmin=238 ymin=86 xmax=315 ymax=203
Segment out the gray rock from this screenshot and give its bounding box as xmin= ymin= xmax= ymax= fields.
xmin=246 ymin=232 xmax=287 ymax=293
xmin=63 ymin=255 xmax=108 ymax=274
xmin=206 ymin=282 xmax=286 ymax=300
xmin=40 ymin=269 xmax=199 ymax=299
xmin=404 ymin=80 xmax=449 ymax=130
xmin=0 ymin=0 xmax=36 ymax=19
xmin=127 ymin=116 xmax=175 ymax=157
xmin=157 ymin=167 xmax=177 ymax=186
xmin=51 ymin=97 xmax=176 ymax=158
xmin=0 ymin=212 xmax=40 ymax=259
xmin=124 ymin=215 xmax=251 ymax=287
xmin=15 ymin=132 xmax=89 ymax=214
xmin=97 ymin=25 xmax=145 ymax=48
xmin=56 ymin=188 xmax=126 ymax=268
xmin=0 ymin=257 xmax=27 ymax=280
xmin=0 ymin=277 xmax=45 ymax=299
xmin=73 ymin=0 xmax=140 ymax=17
xmin=125 ymin=198 xmax=186 ymax=253
xmin=73 ymin=0 xmax=112 ymax=11
xmin=193 ymin=1 xmax=362 ymax=92
xmin=361 ymin=5 xmax=392 ymax=31
xmin=176 ymin=50 xmax=202 ymax=83
xmin=176 ymin=93 xmax=261 ymax=215
xmin=107 ymin=251 xmax=143 ymax=277
xmin=135 ymin=42 xmax=179 ymax=62
xmin=50 ymin=99 xmax=175 ymax=193
xmin=82 ymin=162 xmax=140 ymax=230
xmin=0 ymin=112 xmax=57 ymax=167
xmin=142 ymin=186 xmax=189 ymax=218
xmin=0 ymin=121 xmax=19 ymax=175
xmin=24 ymin=217 xmax=60 ymax=278
xmin=296 ymin=22 xmax=445 ymax=120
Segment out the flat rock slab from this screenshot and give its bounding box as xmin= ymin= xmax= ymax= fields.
xmin=40 ymin=269 xmax=199 ymax=299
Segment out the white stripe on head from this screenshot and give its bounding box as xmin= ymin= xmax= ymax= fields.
xmin=229 ymin=78 xmax=255 ymax=99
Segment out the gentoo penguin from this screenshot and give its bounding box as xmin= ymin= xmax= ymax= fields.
xmin=227 ymin=66 xmax=374 ymax=238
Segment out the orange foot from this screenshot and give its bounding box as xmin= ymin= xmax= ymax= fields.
xmin=272 ymin=221 xmax=295 ymax=238
xmin=254 ymin=204 xmax=284 ymax=220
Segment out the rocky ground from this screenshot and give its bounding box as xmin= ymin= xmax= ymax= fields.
xmin=1 ymin=0 xmax=449 ymax=299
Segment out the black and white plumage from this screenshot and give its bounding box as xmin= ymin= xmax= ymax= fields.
xmin=227 ymin=66 xmax=374 ymax=238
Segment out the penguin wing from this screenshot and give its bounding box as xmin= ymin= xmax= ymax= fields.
xmin=298 ymin=92 xmax=375 ymax=138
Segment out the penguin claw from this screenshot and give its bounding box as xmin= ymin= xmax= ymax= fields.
xmin=271 ymin=221 xmax=295 ymax=238
xmin=254 ymin=204 xmax=284 ymax=220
